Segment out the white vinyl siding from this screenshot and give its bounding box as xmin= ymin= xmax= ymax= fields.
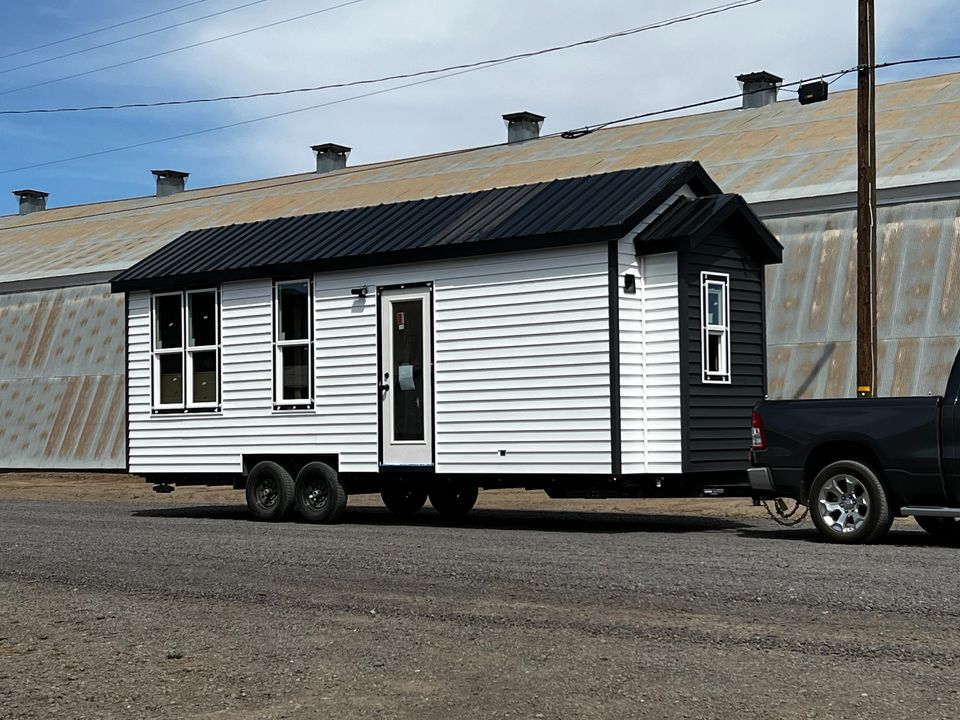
xmin=127 ymin=243 xmax=612 ymax=475
xmin=616 ymin=188 xmax=691 ymax=475
xmin=618 ymin=249 xmax=683 ymax=474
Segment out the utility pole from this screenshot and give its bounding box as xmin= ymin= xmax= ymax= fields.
xmin=856 ymin=0 xmax=878 ymax=398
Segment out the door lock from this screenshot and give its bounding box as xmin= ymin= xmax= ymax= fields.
xmin=380 ymin=372 xmax=390 ymax=393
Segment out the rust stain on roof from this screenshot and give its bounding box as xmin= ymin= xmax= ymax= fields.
xmin=0 ymin=73 xmax=958 ymax=284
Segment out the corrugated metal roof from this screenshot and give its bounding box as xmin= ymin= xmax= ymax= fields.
xmin=642 ymin=194 xmax=738 ymax=240
xmin=113 ymin=163 xmax=715 ymax=291
xmin=1 ymin=72 xmax=959 ymax=284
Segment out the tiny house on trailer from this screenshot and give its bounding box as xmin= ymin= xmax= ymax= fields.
xmin=111 ymin=163 xmax=782 ymax=522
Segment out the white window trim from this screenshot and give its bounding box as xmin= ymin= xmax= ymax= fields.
xmin=273 ymin=279 xmax=314 ymax=409
xmin=700 ymin=271 xmax=731 ymax=384
xmin=185 ymin=289 xmax=221 ymax=410
xmin=150 ymin=288 xmax=220 ymax=412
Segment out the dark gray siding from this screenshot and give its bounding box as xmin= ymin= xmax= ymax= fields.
xmin=679 ymin=233 xmax=766 ymax=473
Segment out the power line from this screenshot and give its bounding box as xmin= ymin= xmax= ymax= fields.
xmin=0 ymin=0 xmax=368 ymax=99
xmin=0 ymin=59 xmax=520 ymax=175
xmin=0 ymin=0 xmax=215 ymax=62
xmin=0 ymin=0 xmax=770 ymax=175
xmin=0 ymin=0 xmax=275 ymax=76
xmin=561 ymin=53 xmax=960 ymax=137
xmin=4 ymin=54 xmax=957 ymax=227
xmin=2 ymin=50 xmax=955 ymax=178
xmin=2 ymin=52 xmax=955 ymax=176
xmin=0 ymin=0 xmax=767 ymax=114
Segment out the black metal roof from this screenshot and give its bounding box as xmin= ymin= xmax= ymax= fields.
xmin=636 ymin=194 xmax=782 ymax=263
xmin=112 ymin=162 xmax=719 ymax=292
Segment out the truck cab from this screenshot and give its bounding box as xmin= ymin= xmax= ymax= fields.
xmin=749 ymin=347 xmax=960 ymax=543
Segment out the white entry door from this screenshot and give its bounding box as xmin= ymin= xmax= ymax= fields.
xmin=379 ymin=286 xmax=433 ymax=466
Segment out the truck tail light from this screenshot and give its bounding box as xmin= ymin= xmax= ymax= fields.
xmin=751 ymin=411 xmax=767 ymax=451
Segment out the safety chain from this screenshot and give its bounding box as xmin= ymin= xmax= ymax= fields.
xmin=759 ymin=497 xmax=809 ymax=527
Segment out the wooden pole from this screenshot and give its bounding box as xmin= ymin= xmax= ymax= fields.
xmin=857 ymin=0 xmax=877 ymax=398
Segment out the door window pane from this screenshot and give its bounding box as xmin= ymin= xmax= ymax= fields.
xmin=188 ymin=291 xmax=217 ymax=347
xmin=158 ymin=354 xmax=183 ymax=405
xmin=191 ymin=350 xmax=218 ymax=404
xmin=392 ymin=299 xmax=424 ymax=441
xmin=154 ymin=295 xmax=182 ymax=349
xmin=278 ymin=281 xmax=309 ymax=341
xmin=280 ymin=345 xmax=311 ymax=400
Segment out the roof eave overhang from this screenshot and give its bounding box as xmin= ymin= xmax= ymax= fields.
xmin=110 ymin=225 xmax=625 ymax=293
xmin=634 ymin=195 xmax=783 ymax=265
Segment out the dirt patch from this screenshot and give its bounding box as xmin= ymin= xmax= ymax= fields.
xmin=0 ymin=471 xmax=773 ymax=520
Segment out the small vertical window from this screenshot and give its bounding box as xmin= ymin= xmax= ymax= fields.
xmin=701 ymin=272 xmax=731 ymax=383
xmin=274 ymin=279 xmax=313 ymax=409
xmin=151 ymin=289 xmax=220 ymax=411
xmin=186 ymin=289 xmax=219 ymax=407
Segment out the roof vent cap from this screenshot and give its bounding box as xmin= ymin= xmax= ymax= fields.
xmin=152 ymin=169 xmax=189 ymax=197
xmin=503 ymin=111 xmax=545 ymax=143
xmin=12 ymin=189 xmax=48 ymax=215
xmin=736 ymin=71 xmax=782 ymax=109
xmin=312 ymin=143 xmax=351 ymax=174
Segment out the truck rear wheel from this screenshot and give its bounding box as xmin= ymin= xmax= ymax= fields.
xmin=915 ymin=516 xmax=960 ymax=543
xmin=381 ymin=483 xmax=428 ymax=518
xmin=809 ymin=460 xmax=892 ymax=544
xmin=294 ymin=462 xmax=347 ymax=523
xmin=429 ymin=484 xmax=478 ymax=519
xmin=246 ymin=461 xmax=295 ymax=522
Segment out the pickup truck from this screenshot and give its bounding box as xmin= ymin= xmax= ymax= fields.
xmin=748 ymin=349 xmax=960 ymax=544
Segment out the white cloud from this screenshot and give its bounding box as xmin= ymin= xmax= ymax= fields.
xmin=67 ymin=0 xmax=960 ymax=183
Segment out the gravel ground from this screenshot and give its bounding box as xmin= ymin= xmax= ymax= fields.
xmin=2 ymin=476 xmax=960 ymax=719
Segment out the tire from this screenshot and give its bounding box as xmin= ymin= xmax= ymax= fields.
xmin=428 ymin=484 xmax=478 ymax=519
xmin=915 ymin=516 xmax=960 ymax=543
xmin=245 ymin=461 xmax=295 ymax=522
xmin=381 ymin=483 xmax=428 ymax=518
xmin=294 ymin=462 xmax=347 ymax=523
xmin=808 ymin=460 xmax=893 ymax=544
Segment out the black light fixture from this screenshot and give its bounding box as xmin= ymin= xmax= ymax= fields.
xmin=351 ymin=286 xmax=368 ymax=298
xmin=623 ymin=274 xmax=637 ymax=294
xmin=798 ymin=79 xmax=829 ymax=105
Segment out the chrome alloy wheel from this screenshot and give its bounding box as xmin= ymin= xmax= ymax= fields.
xmin=817 ymin=474 xmax=869 ymax=534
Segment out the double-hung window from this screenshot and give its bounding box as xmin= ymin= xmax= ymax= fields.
xmin=152 ymin=288 xmax=220 ymax=411
xmin=701 ymin=272 xmax=731 ymax=384
xmin=274 ymin=279 xmax=313 ymax=409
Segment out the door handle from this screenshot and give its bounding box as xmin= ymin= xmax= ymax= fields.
xmin=380 ymin=372 xmax=390 ymax=393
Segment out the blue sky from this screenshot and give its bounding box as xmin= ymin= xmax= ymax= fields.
xmin=1 ymin=0 xmax=958 ymax=213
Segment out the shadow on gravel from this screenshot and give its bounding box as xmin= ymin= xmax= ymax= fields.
xmin=132 ymin=505 xmax=752 ymax=535
xmin=738 ymin=526 xmax=960 ymax=548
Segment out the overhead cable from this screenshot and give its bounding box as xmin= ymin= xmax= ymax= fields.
xmin=0 ymin=55 xmax=960 ymax=193
xmin=0 ymin=0 xmax=215 ymax=61
xmin=0 ymin=0 xmax=762 ymax=108
xmin=0 ymin=0 xmax=368 ymax=98
xmin=0 ymin=0 xmax=275 ymax=76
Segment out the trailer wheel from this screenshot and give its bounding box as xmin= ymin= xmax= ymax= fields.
xmin=381 ymin=483 xmax=428 ymax=518
xmin=808 ymin=460 xmax=892 ymax=544
xmin=429 ymin=484 xmax=478 ymax=519
xmin=245 ymin=461 xmax=295 ymax=522
xmin=915 ymin=516 xmax=960 ymax=543
xmin=295 ymin=462 xmax=347 ymax=523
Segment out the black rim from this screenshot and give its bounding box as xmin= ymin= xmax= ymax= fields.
xmin=304 ymin=480 xmax=329 ymax=511
xmin=255 ymin=476 xmax=280 ymax=509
